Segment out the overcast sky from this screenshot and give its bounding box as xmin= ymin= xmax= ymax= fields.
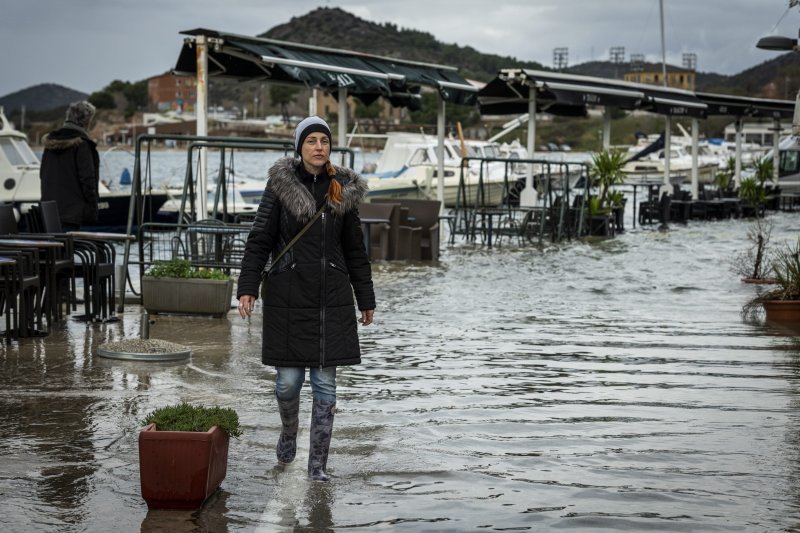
xmin=3 ymin=0 xmax=800 ymax=97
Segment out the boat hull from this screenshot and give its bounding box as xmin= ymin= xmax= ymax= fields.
xmin=366 ymin=176 xmax=507 ymax=207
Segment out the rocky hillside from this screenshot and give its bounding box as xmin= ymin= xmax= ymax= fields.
xmin=261 ymin=7 xmax=545 ymax=82
xmin=0 ymin=83 xmax=88 ymax=114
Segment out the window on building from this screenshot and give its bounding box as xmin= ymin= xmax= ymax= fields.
xmin=176 ymin=79 xmax=182 ymax=86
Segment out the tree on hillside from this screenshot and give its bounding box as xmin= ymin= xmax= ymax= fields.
xmin=354 ymin=99 xmax=382 ymax=120
xmin=409 ymin=92 xmax=479 ymax=128
xmin=89 ymin=90 xmax=115 ymax=110
xmin=270 ymin=85 xmax=300 ymax=124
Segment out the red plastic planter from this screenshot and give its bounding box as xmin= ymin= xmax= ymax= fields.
xmin=138 ymin=423 xmax=229 ymax=509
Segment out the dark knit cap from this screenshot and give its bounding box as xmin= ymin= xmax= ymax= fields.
xmin=65 ymin=101 xmax=96 ymax=129
xmin=294 ymin=116 xmax=332 ymax=154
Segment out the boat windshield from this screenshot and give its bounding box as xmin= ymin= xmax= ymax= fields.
xmin=780 ymin=149 xmax=800 ymax=176
xmin=484 ymin=145 xmax=501 ymax=159
xmin=0 ymin=137 xmax=38 ymax=166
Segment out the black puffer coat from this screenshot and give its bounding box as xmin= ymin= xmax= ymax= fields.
xmin=237 ymin=157 xmax=375 ymax=368
xmin=39 ymin=127 xmax=99 ymax=225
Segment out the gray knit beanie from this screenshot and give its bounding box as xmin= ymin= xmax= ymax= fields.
xmin=294 ymin=116 xmax=331 ymax=154
xmin=66 ymin=101 xmax=96 ymax=128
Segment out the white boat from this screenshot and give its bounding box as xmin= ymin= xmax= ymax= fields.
xmin=157 ymin=185 xmax=258 ymax=222
xmin=622 ymin=135 xmax=718 ymax=186
xmin=363 ymin=132 xmax=507 ymax=207
xmin=0 ymin=109 xmax=169 ymax=230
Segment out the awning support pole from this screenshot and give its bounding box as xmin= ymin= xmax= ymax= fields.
xmin=691 ymin=117 xmax=699 ymax=200
xmin=602 ymin=107 xmax=611 ymax=151
xmin=338 ymin=87 xmax=347 ymax=165
xmin=195 ymin=35 xmax=208 ymax=221
xmin=520 ymin=86 xmax=537 ymax=207
xmin=735 ymin=117 xmax=743 ymax=187
xmin=773 ymin=117 xmax=781 ymax=183
xmin=436 ymin=93 xmax=446 ymax=210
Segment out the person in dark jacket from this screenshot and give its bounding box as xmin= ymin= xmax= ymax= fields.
xmin=40 ymin=101 xmax=99 ymax=230
xmin=238 ymin=116 xmax=375 ymax=482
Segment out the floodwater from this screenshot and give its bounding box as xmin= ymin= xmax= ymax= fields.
xmin=3 ymin=211 xmax=800 ymax=532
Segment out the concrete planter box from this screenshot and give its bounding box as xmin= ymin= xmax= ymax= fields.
xmin=142 ymin=277 xmax=233 ymax=318
xmin=139 ymin=423 xmax=229 ymax=509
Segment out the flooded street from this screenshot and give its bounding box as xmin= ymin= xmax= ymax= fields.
xmin=3 ymin=211 xmax=800 ymax=531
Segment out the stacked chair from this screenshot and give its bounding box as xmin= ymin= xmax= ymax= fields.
xmin=0 ymin=204 xmax=55 ymax=337
xmin=29 ymin=201 xmax=116 ymax=322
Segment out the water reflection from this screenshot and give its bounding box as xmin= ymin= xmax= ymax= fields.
xmin=140 ymin=490 xmax=232 ymax=532
xmin=4 ymin=213 xmax=800 ymax=529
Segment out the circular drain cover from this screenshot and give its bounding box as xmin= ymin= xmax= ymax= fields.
xmin=97 ymin=339 xmax=191 ymax=361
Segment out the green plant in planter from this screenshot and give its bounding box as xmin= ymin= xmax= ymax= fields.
xmin=607 ymin=189 xmax=625 ymax=209
xmin=766 ymin=238 xmax=800 ymax=301
xmin=716 ymin=156 xmax=735 ymax=192
xmin=743 ymin=238 xmax=800 ymax=319
xmin=142 ymin=402 xmax=242 ymax=438
xmin=739 ymin=155 xmax=774 ymax=217
xmin=589 ymin=149 xmax=627 ymax=213
xmin=146 ymin=258 xmax=230 ymax=281
xmin=738 ymin=177 xmax=766 ymax=213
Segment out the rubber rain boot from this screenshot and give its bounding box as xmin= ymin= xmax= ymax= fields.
xmin=307 ymin=398 xmax=336 ymax=482
xmin=276 ymin=395 xmax=300 ymax=464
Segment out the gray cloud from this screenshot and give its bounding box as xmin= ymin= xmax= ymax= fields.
xmin=2 ymin=0 xmax=798 ymax=96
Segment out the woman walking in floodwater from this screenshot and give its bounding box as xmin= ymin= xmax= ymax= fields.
xmin=237 ymin=116 xmax=375 ymax=482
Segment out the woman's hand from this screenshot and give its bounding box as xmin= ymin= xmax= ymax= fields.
xmin=238 ymin=295 xmax=256 ymax=319
xmin=359 ymin=309 xmax=374 ymax=326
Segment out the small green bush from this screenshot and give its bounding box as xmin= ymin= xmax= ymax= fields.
xmin=142 ymin=402 xmax=242 ymax=438
xmin=145 ymin=259 xmax=230 ymax=281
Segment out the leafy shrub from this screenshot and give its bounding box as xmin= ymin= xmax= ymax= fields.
xmin=145 ymin=259 xmax=230 ymax=280
xmin=142 ymin=402 xmax=242 ymax=438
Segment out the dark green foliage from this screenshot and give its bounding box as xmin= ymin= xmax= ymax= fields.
xmin=409 ymin=92 xmax=479 ymax=126
xmin=589 ymin=149 xmax=627 ymax=213
xmin=354 ymin=99 xmax=382 ymax=119
xmin=769 ymin=239 xmax=800 ymax=300
xmin=142 ymin=402 xmax=242 ymax=438
xmin=146 ymin=258 xmax=230 ymax=280
xmin=88 ymin=90 xmax=115 ymax=110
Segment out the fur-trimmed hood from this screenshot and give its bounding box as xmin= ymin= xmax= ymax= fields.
xmin=268 ymin=157 xmax=368 ymax=222
xmin=43 ymin=127 xmax=95 ymax=151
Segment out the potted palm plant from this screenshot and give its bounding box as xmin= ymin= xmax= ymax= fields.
xmin=142 ymin=258 xmax=234 ymax=317
xmin=739 ymin=155 xmax=773 ymax=218
xmin=139 ymin=403 xmax=242 ymax=510
xmin=587 ymin=149 xmax=627 ymax=236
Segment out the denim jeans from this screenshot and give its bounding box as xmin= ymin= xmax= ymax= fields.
xmin=275 ymin=367 xmax=337 ymax=403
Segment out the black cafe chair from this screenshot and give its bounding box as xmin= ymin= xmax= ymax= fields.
xmin=34 ymin=202 xmax=116 ymax=322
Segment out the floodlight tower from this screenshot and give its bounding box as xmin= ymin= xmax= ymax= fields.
xmin=553 ymin=47 xmax=569 ymax=71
